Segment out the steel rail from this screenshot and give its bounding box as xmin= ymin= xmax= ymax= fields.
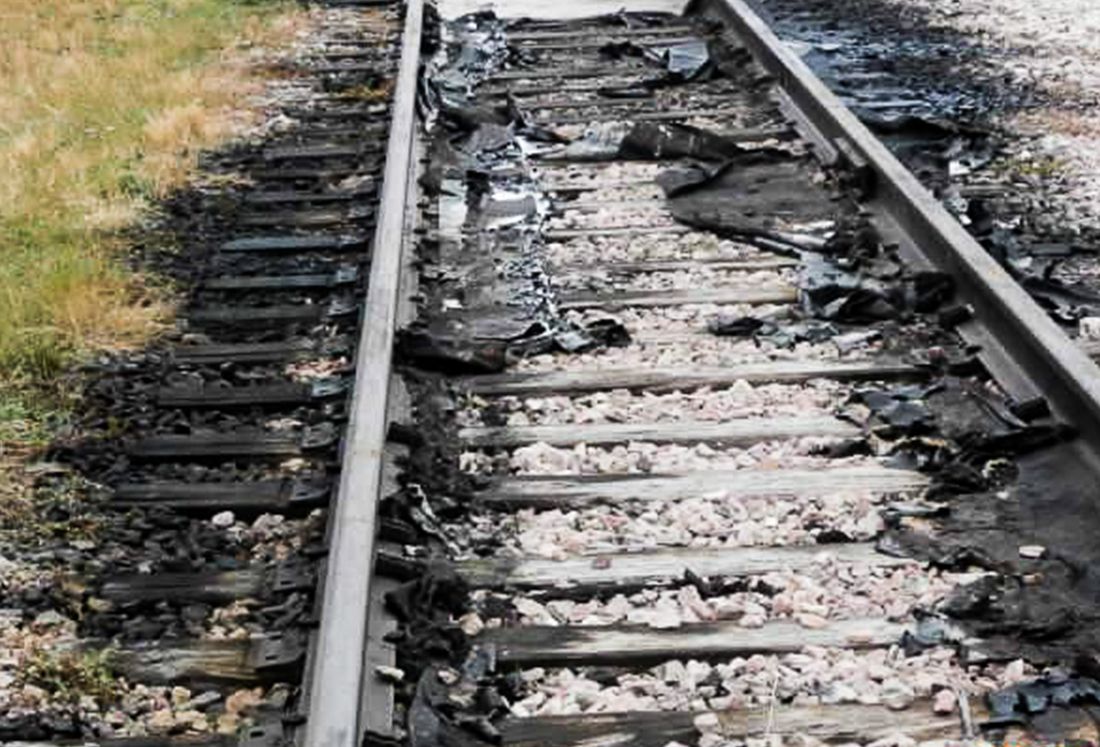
xmin=308 ymin=1 xmax=1100 ymax=744
xmin=696 ymin=0 xmax=1100 ymax=450
xmin=301 ymin=0 xmax=424 ymax=744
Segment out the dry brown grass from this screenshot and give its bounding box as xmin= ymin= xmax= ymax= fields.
xmin=0 ymin=0 xmax=303 ymax=385
xmin=0 ymin=0 xmax=309 ymax=462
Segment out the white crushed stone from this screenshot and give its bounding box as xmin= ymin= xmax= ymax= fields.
xmin=551 ymin=184 xmax=664 ymax=201
xmin=692 ymin=736 xmax=987 ymax=747
xmin=544 ymin=233 xmax=768 ymax=265
xmin=474 ymin=564 xmax=967 ymax=628
xmin=284 ymin=357 xmax=349 ymax=382
xmin=205 ymin=600 xmax=259 ymax=641
xmin=472 ymin=489 xmax=894 ymax=557
xmin=460 ymin=437 xmax=867 ymax=475
xmin=512 ymin=337 xmax=850 ymax=373
xmin=510 ymin=648 xmax=1030 ymax=717
xmin=457 ymin=381 xmax=848 ymax=428
xmin=0 ymin=566 xmax=282 ymax=735
xmin=555 ymin=267 xmax=797 ymax=293
xmin=533 ymin=162 xmax=665 ymax=184
xmin=547 ymin=205 xmax=678 ymax=230
xmin=875 ymin=0 xmax=1100 ymax=232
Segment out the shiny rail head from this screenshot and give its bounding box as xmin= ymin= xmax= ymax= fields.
xmin=688 ymin=0 xmax=1100 ymax=453
xmin=298 ymin=0 xmax=427 ymax=745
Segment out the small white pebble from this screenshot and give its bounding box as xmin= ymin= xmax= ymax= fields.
xmin=693 ymin=712 xmax=720 ymax=733
xmin=796 ymin=612 xmax=828 ymax=629
xmin=932 ymin=688 xmax=957 ymax=714
xmin=739 ymin=613 xmax=766 ymax=629
xmin=458 ymin=612 xmax=485 ymax=637
xmin=211 ymin=511 xmax=235 ymax=528
xmin=1080 ymin=317 xmax=1100 ymax=340
xmin=375 ymin=665 xmax=404 ymax=683
xmin=1004 ymin=658 xmax=1027 ymax=683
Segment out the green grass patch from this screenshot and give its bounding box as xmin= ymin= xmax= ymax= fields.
xmin=21 ymin=648 xmax=120 ymax=704
xmin=0 ymin=0 xmax=299 ymax=446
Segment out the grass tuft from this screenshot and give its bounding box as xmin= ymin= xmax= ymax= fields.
xmin=21 ymin=648 xmax=120 ymax=704
xmin=0 ymin=0 xmax=301 ymax=438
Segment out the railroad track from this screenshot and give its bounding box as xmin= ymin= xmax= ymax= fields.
xmin=17 ymin=0 xmax=1100 ymax=746
xmin=1 ymin=1 xmax=411 ymax=744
